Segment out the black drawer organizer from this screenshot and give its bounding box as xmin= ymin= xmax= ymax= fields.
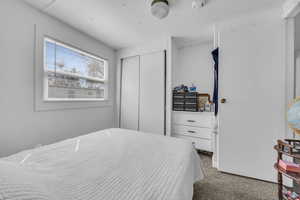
xmin=173 ymin=91 xmax=199 ymax=112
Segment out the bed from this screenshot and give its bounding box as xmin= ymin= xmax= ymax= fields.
xmin=0 ymin=128 xmax=203 ymax=200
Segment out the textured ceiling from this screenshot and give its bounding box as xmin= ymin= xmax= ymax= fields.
xmin=24 ymin=0 xmax=283 ymax=49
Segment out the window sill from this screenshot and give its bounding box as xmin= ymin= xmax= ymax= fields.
xmin=43 ymin=98 xmax=108 ymax=102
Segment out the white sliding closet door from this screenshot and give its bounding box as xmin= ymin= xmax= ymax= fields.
xmin=139 ymin=51 xmax=165 ymax=135
xmin=120 ymin=56 xmax=140 ymax=130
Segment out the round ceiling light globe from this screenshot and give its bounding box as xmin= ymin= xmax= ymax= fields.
xmin=151 ymin=0 xmax=169 ymax=19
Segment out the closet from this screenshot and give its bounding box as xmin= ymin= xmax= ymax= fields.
xmin=120 ymin=51 xmax=166 ymax=135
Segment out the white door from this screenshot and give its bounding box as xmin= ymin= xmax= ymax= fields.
xmin=120 ymin=56 xmax=140 ymax=130
xmin=218 ymin=23 xmax=285 ymax=182
xmin=139 ymin=51 xmax=165 ymax=135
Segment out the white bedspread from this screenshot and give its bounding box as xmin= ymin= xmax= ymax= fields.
xmin=0 ymin=128 xmax=203 ymax=200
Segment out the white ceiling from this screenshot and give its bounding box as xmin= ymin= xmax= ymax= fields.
xmin=24 ymin=0 xmax=283 ymax=49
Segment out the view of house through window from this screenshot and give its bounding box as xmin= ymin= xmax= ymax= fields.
xmin=44 ymin=38 xmax=107 ymax=101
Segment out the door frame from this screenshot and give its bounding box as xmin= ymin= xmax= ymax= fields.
xmin=283 ymin=0 xmax=300 ymax=138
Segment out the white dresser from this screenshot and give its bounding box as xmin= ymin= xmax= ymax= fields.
xmin=172 ymin=111 xmax=215 ymax=152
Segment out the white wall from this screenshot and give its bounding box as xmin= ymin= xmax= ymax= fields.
xmin=0 ymin=0 xmax=117 ymax=157
xmin=166 ymin=37 xmax=178 ymax=136
xmin=295 ymin=15 xmax=300 ymax=97
xmin=117 ymin=39 xmax=168 ymax=59
xmin=295 ymin=14 xmax=300 ymax=51
xmin=173 ymin=42 xmax=214 ymax=96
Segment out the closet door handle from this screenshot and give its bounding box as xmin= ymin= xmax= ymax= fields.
xmin=188 ymin=130 xmax=196 ymax=133
xmin=187 ymin=120 xmax=196 ymax=123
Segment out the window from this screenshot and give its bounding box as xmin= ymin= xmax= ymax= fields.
xmin=43 ymin=38 xmax=108 ymax=101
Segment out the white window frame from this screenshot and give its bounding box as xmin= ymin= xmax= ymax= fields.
xmin=43 ymin=37 xmax=108 ymax=102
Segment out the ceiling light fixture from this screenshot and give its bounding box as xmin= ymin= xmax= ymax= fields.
xmin=192 ymin=0 xmax=206 ymax=9
xmin=151 ymin=0 xmax=170 ymax=19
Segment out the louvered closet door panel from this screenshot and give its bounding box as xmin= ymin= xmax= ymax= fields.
xmin=120 ymin=56 xmax=140 ymax=130
xmin=139 ymin=51 xmax=165 ymax=135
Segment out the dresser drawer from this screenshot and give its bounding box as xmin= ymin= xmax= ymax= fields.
xmin=174 ymin=134 xmax=212 ymax=152
xmin=172 ymin=125 xmax=212 ymax=139
xmin=173 ymin=112 xmax=213 ymax=128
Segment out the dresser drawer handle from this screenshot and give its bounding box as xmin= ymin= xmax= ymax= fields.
xmin=188 ymin=130 xmax=196 ymax=133
xmin=187 ymin=120 xmax=196 ymax=123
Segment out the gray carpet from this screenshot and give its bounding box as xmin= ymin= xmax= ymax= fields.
xmin=193 ymin=154 xmax=277 ymax=200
